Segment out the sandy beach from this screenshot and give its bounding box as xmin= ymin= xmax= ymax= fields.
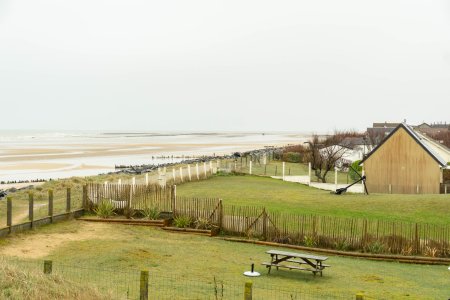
xmin=0 ymin=131 xmax=307 ymax=184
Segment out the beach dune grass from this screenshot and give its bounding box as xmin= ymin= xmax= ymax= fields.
xmin=0 ymin=258 xmax=112 ymax=300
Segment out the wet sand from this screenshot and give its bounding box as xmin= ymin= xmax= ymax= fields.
xmin=0 ymin=132 xmax=308 ymax=183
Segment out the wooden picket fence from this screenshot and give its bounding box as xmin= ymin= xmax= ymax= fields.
xmin=221 ymin=205 xmax=450 ymax=257
xmin=174 ymin=197 xmax=222 ymax=226
xmin=86 ymin=183 xmax=175 ymax=212
xmin=85 ymin=184 xmax=450 ymax=257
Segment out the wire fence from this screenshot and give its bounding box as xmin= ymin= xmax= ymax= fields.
xmin=0 ymin=257 xmax=355 ymax=299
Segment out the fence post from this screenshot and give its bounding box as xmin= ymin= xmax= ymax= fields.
xmin=140 ymin=270 xmax=149 ymax=300
xmin=262 ymin=208 xmax=268 ymax=241
xmin=362 ymin=219 xmax=368 ymax=248
xmin=188 ymin=165 xmax=192 ymax=181
xmin=172 ymin=185 xmax=177 ymax=216
xmin=244 ymin=281 xmax=253 ymax=300
xmin=218 ymin=199 xmax=223 ymax=231
xmin=282 ymin=162 xmax=285 ymax=180
xmin=48 ymin=189 xmax=53 ymax=222
xmin=334 ymin=168 xmax=338 ymax=191
xmin=172 ymin=168 xmax=176 ymax=183
xmin=249 ymin=161 xmax=252 ymax=175
xmin=203 ymin=162 xmax=207 ymax=178
xmin=7 ymin=197 xmax=12 ymax=231
xmin=196 ymin=163 xmax=200 ymax=180
xmin=308 ymin=162 xmax=311 ymax=185
xmin=66 ymin=187 xmax=71 ymax=213
xmin=145 ymin=173 xmax=149 ymax=186
xmin=82 ymin=185 xmax=88 ymax=211
xmin=43 ymin=260 xmax=52 ymax=274
xmin=414 ymin=223 xmax=420 ymax=254
xmin=180 ymin=167 xmax=184 ymax=182
xmin=29 ymin=192 xmax=34 ymax=228
xmin=128 ymin=185 xmax=133 ymax=215
xmin=355 ymin=292 xmax=364 ymax=300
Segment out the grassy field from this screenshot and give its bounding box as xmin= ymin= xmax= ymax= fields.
xmin=222 ymin=159 xmax=350 ymax=183
xmin=0 ymin=220 xmax=448 ymax=299
xmin=0 ymin=258 xmax=110 ymax=299
xmin=177 ymin=175 xmax=450 ymax=225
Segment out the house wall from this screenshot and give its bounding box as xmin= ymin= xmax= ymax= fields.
xmin=364 ymin=127 xmax=441 ymax=194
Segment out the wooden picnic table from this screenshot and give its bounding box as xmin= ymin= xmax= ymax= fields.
xmin=262 ymin=249 xmax=329 ymax=277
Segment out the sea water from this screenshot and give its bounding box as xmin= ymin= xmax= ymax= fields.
xmin=0 ymin=130 xmax=307 ymax=182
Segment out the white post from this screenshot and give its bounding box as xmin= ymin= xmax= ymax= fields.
xmin=104 ymin=181 xmax=108 ymax=187
xmin=145 ymin=173 xmax=149 ymax=186
xmin=263 ymin=153 xmax=267 ymax=165
xmin=172 ymin=168 xmax=176 ymax=182
xmin=209 ymin=161 xmax=213 ymax=174
xmin=132 ymin=177 xmax=136 ymax=193
xmin=188 ymin=165 xmax=192 ymax=181
xmin=334 ymin=168 xmax=338 ymax=191
xmin=203 ymin=162 xmax=207 ymax=178
xmin=196 ymin=163 xmax=200 ymax=180
xmin=118 ymin=178 xmax=122 ymax=186
xmin=308 ymin=162 xmax=311 ymax=185
xmin=249 ymin=161 xmax=252 ymax=175
xmin=282 ymin=162 xmax=285 ymax=180
xmin=179 ymin=167 xmax=183 ymax=182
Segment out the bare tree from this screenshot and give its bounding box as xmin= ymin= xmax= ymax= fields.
xmin=305 ymin=131 xmax=361 ymax=183
xmin=364 ymin=130 xmax=385 ymax=152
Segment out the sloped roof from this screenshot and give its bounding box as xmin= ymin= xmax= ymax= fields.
xmin=360 ymin=123 xmax=448 ymax=167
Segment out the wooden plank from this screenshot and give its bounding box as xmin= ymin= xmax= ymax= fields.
xmin=266 ymin=250 xmax=328 ymax=261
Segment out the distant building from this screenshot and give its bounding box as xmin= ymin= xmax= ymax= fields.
xmin=366 ymin=122 xmax=400 ymax=145
xmin=414 ymin=122 xmax=450 ymax=136
xmin=319 ymin=137 xmax=371 ymax=170
xmin=360 ymin=123 xmax=450 ymax=194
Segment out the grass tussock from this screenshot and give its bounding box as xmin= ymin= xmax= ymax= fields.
xmin=0 ymin=259 xmax=112 ymax=300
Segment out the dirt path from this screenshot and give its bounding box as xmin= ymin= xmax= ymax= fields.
xmin=0 ymin=222 xmax=114 ymax=259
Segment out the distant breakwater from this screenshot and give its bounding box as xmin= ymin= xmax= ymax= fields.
xmin=110 ymin=146 xmax=282 ymax=175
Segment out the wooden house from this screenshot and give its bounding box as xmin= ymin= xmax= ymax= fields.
xmin=360 ymin=123 xmax=449 ymax=194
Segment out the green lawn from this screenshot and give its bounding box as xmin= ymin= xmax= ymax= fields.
xmin=221 ymin=159 xmax=350 ymax=183
xmin=177 ymin=175 xmax=450 ymax=225
xmin=0 ymin=220 xmax=448 ymax=299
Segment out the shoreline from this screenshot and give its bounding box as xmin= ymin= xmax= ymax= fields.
xmin=0 ymin=139 xmax=301 ymax=186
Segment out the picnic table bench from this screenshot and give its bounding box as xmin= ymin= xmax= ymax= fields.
xmin=262 ymin=250 xmax=329 ymax=277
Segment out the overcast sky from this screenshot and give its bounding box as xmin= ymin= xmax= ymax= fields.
xmin=0 ymin=0 xmax=449 ymax=133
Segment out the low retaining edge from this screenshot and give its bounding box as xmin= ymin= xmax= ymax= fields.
xmin=222 ymin=237 xmax=450 ymax=265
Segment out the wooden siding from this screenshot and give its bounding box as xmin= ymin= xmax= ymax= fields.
xmin=364 ymin=127 xmax=441 ymax=194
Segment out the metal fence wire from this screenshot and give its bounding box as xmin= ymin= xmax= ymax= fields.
xmin=0 ymin=258 xmax=355 ymax=300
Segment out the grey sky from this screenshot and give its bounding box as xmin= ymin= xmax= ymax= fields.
xmin=0 ymin=0 xmax=449 ymax=133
